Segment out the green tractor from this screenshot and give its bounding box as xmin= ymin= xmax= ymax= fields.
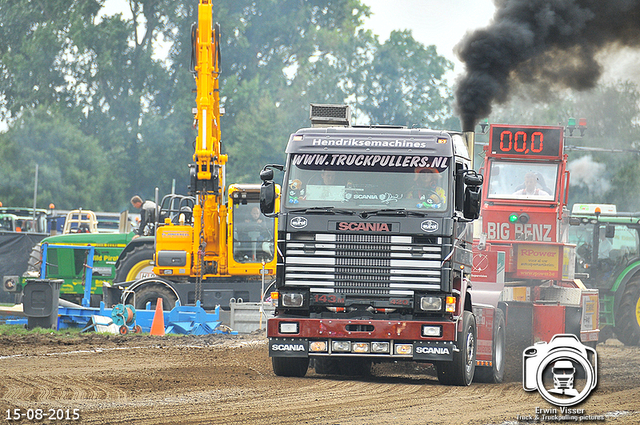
xmin=569 ymin=204 xmax=640 ymax=345
xmin=15 ymin=210 xmax=151 ymax=307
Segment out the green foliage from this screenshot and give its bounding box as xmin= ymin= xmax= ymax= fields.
xmin=0 ymin=108 xmax=117 ymax=210
xmin=358 ymin=30 xmax=453 ymax=127
xmin=0 ymin=0 xmax=471 ymax=211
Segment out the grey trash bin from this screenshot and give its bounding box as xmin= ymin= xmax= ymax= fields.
xmin=23 ymin=279 xmax=63 ymax=330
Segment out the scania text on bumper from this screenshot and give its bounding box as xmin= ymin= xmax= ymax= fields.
xmin=268 ymin=317 xmax=458 ymax=361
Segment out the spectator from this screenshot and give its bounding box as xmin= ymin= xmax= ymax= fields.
xmin=130 ymin=195 xmax=158 ymax=237
xmin=598 ymin=231 xmax=613 ymax=259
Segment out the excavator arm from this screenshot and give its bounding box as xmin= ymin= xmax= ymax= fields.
xmin=190 ymin=0 xmax=228 ymax=276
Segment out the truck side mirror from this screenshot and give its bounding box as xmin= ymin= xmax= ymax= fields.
xmin=464 ymin=173 xmax=483 ymax=186
xmin=260 ymin=168 xmax=274 ymax=182
xmin=463 ymin=186 xmax=482 ymax=220
xmin=260 ymin=181 xmax=276 ymax=214
xmin=259 ymin=164 xmax=283 ymax=215
xmin=461 ymin=170 xmax=482 ymax=220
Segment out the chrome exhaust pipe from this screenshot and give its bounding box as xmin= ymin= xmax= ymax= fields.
xmin=463 ymin=131 xmax=475 ymax=169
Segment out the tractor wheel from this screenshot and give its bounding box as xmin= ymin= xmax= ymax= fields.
xmin=26 ymin=244 xmax=42 ymax=273
xmin=474 ymin=308 xmax=506 ymax=383
xmin=272 ymin=357 xmax=309 ymax=377
xmin=129 ymin=284 xmax=177 ymax=311
xmin=615 ymin=277 xmax=640 ymax=346
xmin=436 ymin=311 xmax=476 ymax=386
xmin=114 ymin=244 xmax=155 ymax=283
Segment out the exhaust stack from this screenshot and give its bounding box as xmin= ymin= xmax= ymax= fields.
xmin=463 ymin=131 xmax=475 ymax=169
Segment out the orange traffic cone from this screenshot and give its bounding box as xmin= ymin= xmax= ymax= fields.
xmin=149 ymin=298 xmax=165 ymax=336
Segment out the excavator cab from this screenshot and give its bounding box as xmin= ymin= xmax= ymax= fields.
xmin=227 ymin=184 xmax=279 ymax=274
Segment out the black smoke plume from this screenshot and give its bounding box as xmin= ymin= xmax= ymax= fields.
xmin=454 ymin=0 xmax=640 ymax=131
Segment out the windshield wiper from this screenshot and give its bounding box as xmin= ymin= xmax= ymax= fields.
xmin=288 ymin=207 xmax=356 ymax=215
xmin=359 ymin=208 xmax=427 ymax=218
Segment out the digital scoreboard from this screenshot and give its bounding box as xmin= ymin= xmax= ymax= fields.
xmin=489 ymin=125 xmax=563 ymax=158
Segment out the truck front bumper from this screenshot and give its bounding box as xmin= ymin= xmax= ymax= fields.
xmin=268 ymin=317 xmax=458 ymax=362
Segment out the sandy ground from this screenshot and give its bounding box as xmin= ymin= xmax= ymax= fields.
xmin=0 ymin=332 xmax=638 ymax=425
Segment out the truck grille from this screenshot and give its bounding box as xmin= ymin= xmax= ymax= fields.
xmin=283 ymin=233 xmax=444 ymax=295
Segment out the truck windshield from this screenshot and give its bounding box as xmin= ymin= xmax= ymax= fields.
xmin=487 ymin=160 xmax=558 ymax=201
xmin=285 ymin=153 xmax=450 ymax=211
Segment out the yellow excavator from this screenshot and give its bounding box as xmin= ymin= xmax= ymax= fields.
xmin=109 ymin=0 xmax=279 ymax=310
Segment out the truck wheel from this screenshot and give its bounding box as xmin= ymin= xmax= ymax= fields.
xmin=436 ymin=310 xmax=476 ymax=386
xmin=615 ymin=277 xmax=640 ymax=346
xmin=114 ymin=244 xmax=155 ymax=283
xmin=272 ymin=357 xmax=309 ymax=377
xmin=130 ymin=284 xmax=177 ymax=311
xmin=474 ymin=308 xmax=505 ymax=383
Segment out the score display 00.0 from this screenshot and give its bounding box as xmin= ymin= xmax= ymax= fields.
xmin=489 ymin=125 xmax=563 ymax=158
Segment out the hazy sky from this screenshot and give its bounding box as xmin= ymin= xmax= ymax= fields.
xmin=101 ymin=0 xmax=497 ymax=80
xmin=100 ymin=0 xmax=639 ymax=85
xmin=362 ymin=0 xmax=496 ymax=80
xmin=362 ymin=0 xmax=639 ymax=86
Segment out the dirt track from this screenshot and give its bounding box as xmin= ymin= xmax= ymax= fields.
xmin=0 ymin=332 xmax=639 ymax=425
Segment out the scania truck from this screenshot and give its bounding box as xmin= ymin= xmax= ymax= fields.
xmin=259 ymin=104 xmax=486 ymax=385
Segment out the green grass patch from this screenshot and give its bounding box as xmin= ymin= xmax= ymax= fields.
xmin=0 ymin=324 xmax=84 ymax=337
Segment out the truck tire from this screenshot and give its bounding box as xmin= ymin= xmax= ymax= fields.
xmin=473 ymin=308 xmax=505 ymax=383
xmin=272 ymin=356 xmax=309 ymax=377
xmin=114 ymin=244 xmax=155 ymax=283
xmin=615 ymin=276 xmax=640 ymax=346
xmin=436 ymin=310 xmax=476 ymax=386
xmin=129 ymin=284 xmax=177 ymax=311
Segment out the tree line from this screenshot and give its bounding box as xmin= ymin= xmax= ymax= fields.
xmin=0 ymin=0 xmax=453 ymax=212
xmin=0 ymin=0 xmax=638 ymax=212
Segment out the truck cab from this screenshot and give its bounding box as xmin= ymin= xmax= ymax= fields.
xmin=260 ymin=104 xmax=484 ymax=384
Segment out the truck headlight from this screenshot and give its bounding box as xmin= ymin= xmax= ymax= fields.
xmin=279 ymin=322 xmax=299 ymax=334
xmin=281 ymin=292 xmax=304 ymax=307
xmin=420 ymin=296 xmax=442 ymax=311
xmin=309 ymin=341 xmax=328 ymax=352
xmin=352 ymin=342 xmax=370 ymax=353
xmin=422 ymin=325 xmax=442 ymax=337
xmin=332 ymin=340 xmax=351 ymax=352
xmin=371 ymin=342 xmax=390 ymax=353
xmin=394 ymin=343 xmax=413 ymax=355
